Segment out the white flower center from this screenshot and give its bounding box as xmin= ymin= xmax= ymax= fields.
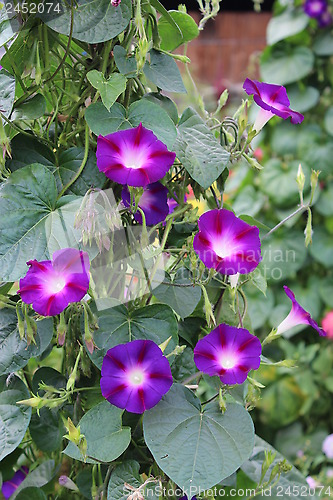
xmin=50 ymin=277 xmax=66 ymax=294
xmin=220 ymin=353 xmax=237 ymax=370
xmin=129 ymin=369 xmax=145 ymax=386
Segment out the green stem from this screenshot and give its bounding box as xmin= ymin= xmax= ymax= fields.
xmin=57 ymin=124 xmax=90 ymax=198
xmin=263 ymin=205 xmax=306 ymax=240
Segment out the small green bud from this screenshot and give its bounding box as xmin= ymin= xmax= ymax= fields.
xmin=296 ymin=163 xmax=306 ymax=194
xmin=304 ymin=207 xmax=313 ymax=247
xmin=159 ymin=336 xmax=172 ymax=353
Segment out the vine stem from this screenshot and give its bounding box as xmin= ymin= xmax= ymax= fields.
xmin=57 ymin=124 xmax=90 ymax=198
xmin=262 ymin=204 xmax=306 ymax=240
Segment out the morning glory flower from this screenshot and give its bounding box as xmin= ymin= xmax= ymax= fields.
xmin=193 ymin=208 xmax=261 ymax=275
xmin=18 ymin=248 xmax=90 ymax=317
xmin=1 ymin=467 xmax=29 ymax=499
xmin=322 ymin=434 xmax=333 ymax=459
xmin=194 ymin=324 xmax=262 ymax=385
xmin=276 ymin=286 xmax=326 ymax=336
xmin=318 ymin=8 xmax=333 ymax=26
xmin=100 ymin=339 xmax=173 ymax=414
xmin=303 ymin=0 xmax=328 ymax=18
xmin=122 ymin=182 xmax=169 ymax=225
xmin=111 ymin=0 xmax=121 ymax=5
xmin=243 ymin=78 xmax=304 ymax=131
xmin=96 ymin=124 xmax=176 ymax=187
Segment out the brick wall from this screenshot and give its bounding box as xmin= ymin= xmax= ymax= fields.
xmin=186 ymin=12 xmax=271 ymax=91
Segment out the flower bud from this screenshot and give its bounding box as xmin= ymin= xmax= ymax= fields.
xmin=59 ymin=476 xmax=79 ymax=491
xmin=296 ymin=163 xmax=306 ymax=194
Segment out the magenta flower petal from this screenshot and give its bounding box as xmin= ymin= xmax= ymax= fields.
xmin=193 ymin=209 xmax=261 ymax=275
xmin=100 ymin=339 xmax=173 ymax=414
xmin=318 ymin=8 xmax=332 ymax=26
xmin=243 ymin=78 xmax=304 ymax=130
xmin=18 ymin=248 xmax=90 ymax=316
xmin=2 ymin=467 xmax=29 ymax=499
xmin=122 ymin=182 xmax=169 ymax=225
xmin=194 ymin=324 xmax=262 ymax=385
xmin=96 ymin=124 xmax=176 ymax=187
xmin=276 ymin=286 xmax=326 ymax=336
xmin=304 ymin=0 xmax=327 ymax=17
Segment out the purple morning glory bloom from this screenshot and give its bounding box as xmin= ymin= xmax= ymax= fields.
xmin=18 ymin=248 xmax=90 ymax=316
xmin=194 ymin=324 xmax=262 ymax=385
xmin=243 ymin=78 xmax=304 ymax=131
xmin=303 ymin=0 xmax=327 ymax=17
xmin=322 ymin=434 xmax=333 ymax=459
xmin=276 ymin=286 xmax=326 ymax=336
xmin=122 ymin=182 xmax=169 ymax=225
xmin=96 ymin=124 xmax=176 ymax=187
xmin=100 ymin=339 xmax=173 ymax=414
xmin=193 ymin=208 xmax=261 ymax=275
xmin=318 ymin=8 xmax=332 ymax=26
xmin=1 ymin=467 xmax=29 ymax=499
xmin=111 ymin=0 xmax=121 ymax=5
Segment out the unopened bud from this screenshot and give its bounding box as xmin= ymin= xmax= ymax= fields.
xmin=59 ymin=476 xmax=79 ymax=491
xmin=296 ymin=163 xmax=306 ymax=193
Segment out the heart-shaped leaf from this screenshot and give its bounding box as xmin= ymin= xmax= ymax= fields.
xmin=87 ymin=70 xmax=127 ymax=111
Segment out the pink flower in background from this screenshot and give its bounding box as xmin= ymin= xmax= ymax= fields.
xmin=303 ymin=0 xmax=327 ymax=17
xmin=243 ymin=78 xmax=304 ymax=131
xmin=96 ymin=124 xmax=176 ymax=187
xmin=194 ymin=324 xmax=262 ymax=385
xmin=122 ymin=182 xmax=169 ymax=225
xmin=111 ymin=0 xmax=121 ymax=5
xmin=318 ymin=8 xmax=333 ymax=26
xmin=18 ymin=248 xmax=90 ymax=316
xmin=193 ymin=208 xmax=261 ymax=275
xmin=1 ymin=467 xmax=29 ymax=499
xmin=323 ymin=434 xmax=333 ymax=459
xmin=276 ymin=286 xmax=326 ymax=337
xmin=322 ymin=311 xmax=333 ymax=338
xmin=306 ymin=476 xmax=318 ymax=488
xmin=100 ymin=339 xmax=173 ymax=413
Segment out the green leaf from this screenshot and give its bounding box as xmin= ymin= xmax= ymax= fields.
xmin=64 ymin=401 xmax=131 ymax=463
xmin=286 ymin=84 xmax=320 ymax=113
xmin=313 ymin=31 xmax=333 ymax=56
xmin=261 ymin=47 xmax=314 ymax=85
xmin=85 ymin=100 xmax=177 ymax=150
xmin=0 ymin=6 xmax=20 ymax=46
xmin=107 ymin=460 xmax=141 ymax=500
xmin=87 ymin=70 xmax=127 ymax=111
xmin=32 ymin=367 xmax=66 ymax=394
xmin=144 ymin=49 xmax=186 ymax=93
xmin=0 ymin=375 xmax=31 ymax=461
xmin=6 ymin=135 xmax=55 ymax=172
xmin=113 ymin=45 xmax=137 ymax=77
xmin=267 ymin=9 xmax=309 ymax=45
xmin=150 ymin=0 xmax=182 ymax=36
xmin=261 ymin=231 xmax=307 ymax=282
xmin=319 ymin=277 xmax=333 ymax=308
xmin=309 ymin=227 xmax=333 ymax=267
xmin=11 ymin=94 xmax=47 ymax=121
xmin=15 ymin=488 xmax=47 ymax=500
xmin=324 ymin=107 xmax=333 ymax=137
xmin=0 ymin=69 xmax=15 ymax=117
xmin=87 ymin=303 xmax=178 ymax=369
xmin=143 ymin=92 xmax=179 ymax=124
xmin=175 ymin=107 xmax=230 ymax=189
xmin=56 ymin=148 xmax=106 ymax=196
xmin=158 ymin=10 xmax=199 ymax=52
xmin=143 ymin=384 xmax=254 ymax=491
xmin=259 ymin=159 xmax=310 ymax=207
xmin=242 ymin=436 xmax=314 ymax=498
xmin=38 ymin=0 xmax=132 ymax=43
xmin=0 ymin=164 xmax=84 ymax=281
xmin=11 ymin=460 xmax=56 ymax=499
xmin=249 ymin=264 xmax=267 ymax=296
xmin=0 ymin=310 xmax=53 ymax=376
xmin=153 ymin=269 xmax=201 ymax=318
xmin=30 ymin=408 xmax=65 ymax=453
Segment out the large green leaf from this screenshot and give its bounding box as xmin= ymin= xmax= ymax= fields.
xmin=0 ymin=6 xmax=20 ymax=46
xmin=313 ymin=31 xmax=333 ymax=56
xmin=0 ymin=309 xmax=53 ymax=376
xmin=0 ymin=375 xmax=31 ymax=461
xmin=153 ymin=269 xmax=201 ymax=318
xmin=0 ymin=69 xmax=15 ymax=117
xmin=143 ymin=384 xmax=254 ymax=492
xmin=11 ymin=460 xmax=56 ymax=499
xmin=309 ymin=227 xmax=333 ymax=267
xmin=11 ymin=94 xmax=47 ymax=121
xmin=87 ymin=71 xmax=127 ymax=111
xmin=29 ymin=408 xmax=65 ymax=453
xmin=175 ymin=108 xmax=230 ymax=189
xmin=64 ymin=401 xmax=131 ymax=463
xmin=38 ymin=0 xmax=132 ymax=43
xmin=113 ymin=45 xmax=137 ymax=77
xmin=158 ymin=10 xmax=199 ymax=52
xmin=259 ymin=159 xmax=310 ymax=207
xmin=108 ymin=461 xmax=141 ymax=500
xmin=6 ymin=135 xmax=55 ymax=172
xmin=267 ymin=9 xmax=309 ymax=46
xmin=15 ymin=488 xmax=47 ymax=500
xmin=286 ymin=84 xmax=320 ymax=113
xmin=324 ymin=107 xmax=333 ymax=137
xmin=261 ymin=47 xmax=314 ymax=85
xmin=85 ymin=100 xmax=177 ymax=150
xmin=0 ymin=164 xmax=84 ymax=281
xmin=144 ymin=49 xmax=186 ymax=93
xmin=242 ymin=436 xmax=315 ymax=498
xmin=87 ymin=303 xmax=178 ymax=369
